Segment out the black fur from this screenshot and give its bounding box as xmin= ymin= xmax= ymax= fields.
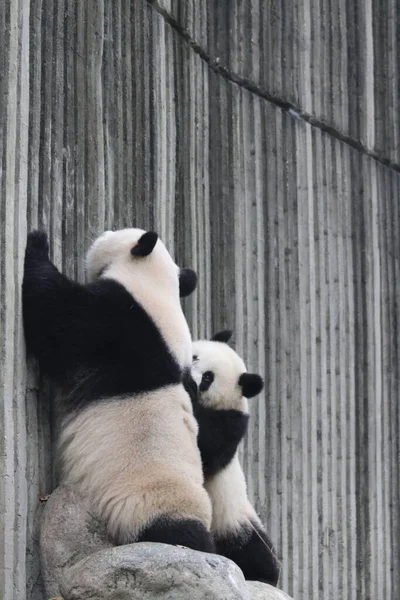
xmin=137 ymin=516 xmax=215 ymax=553
xmin=238 ymin=373 xmax=264 ymax=398
xmin=182 ymin=368 xmax=198 ymax=400
xmin=211 ymin=330 xmax=233 ymax=343
xmin=199 ymin=370 xmax=214 ymax=392
xmin=23 ymin=230 xmax=181 ymax=412
xmin=179 ymin=268 xmax=197 ymax=298
xmin=194 ymin=402 xmax=249 ymax=476
xmin=214 ymin=519 xmax=280 ymax=585
xmin=131 ymin=231 xmax=158 ymax=256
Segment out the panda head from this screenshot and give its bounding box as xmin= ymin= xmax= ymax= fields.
xmin=191 ymin=330 xmax=264 ymax=413
xmin=86 ymin=228 xmax=197 ymax=298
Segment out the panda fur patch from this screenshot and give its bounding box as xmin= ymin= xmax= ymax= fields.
xmin=23 ymin=228 xmax=212 ymax=552
xmin=189 ymin=333 xmax=281 ymax=583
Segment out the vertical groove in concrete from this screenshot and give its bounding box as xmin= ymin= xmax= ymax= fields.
xmin=0 ymin=1 xmax=29 ymax=599
xmin=1 ymin=1 xmax=399 ymax=599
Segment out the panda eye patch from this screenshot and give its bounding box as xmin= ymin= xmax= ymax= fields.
xmin=199 ymin=370 xmax=214 ymax=392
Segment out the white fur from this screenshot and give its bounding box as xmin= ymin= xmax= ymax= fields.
xmin=191 ymin=340 xmax=249 ymax=413
xmin=86 ymin=228 xmax=192 ymax=368
xmin=205 ymin=454 xmax=261 ymax=534
xmin=59 ymin=386 xmax=212 ymax=543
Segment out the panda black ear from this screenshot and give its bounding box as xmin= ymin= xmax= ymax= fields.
xmin=179 ymin=268 xmax=197 ymax=297
xmin=131 ymin=231 xmax=158 ymax=257
xmin=238 ymin=373 xmax=264 ymax=398
xmin=211 ymin=330 xmax=233 ymax=344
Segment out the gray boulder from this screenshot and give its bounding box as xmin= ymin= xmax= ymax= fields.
xmin=60 ymin=543 xmax=250 ymax=600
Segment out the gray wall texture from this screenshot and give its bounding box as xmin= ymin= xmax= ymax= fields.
xmin=1 ymin=1 xmax=399 ymax=599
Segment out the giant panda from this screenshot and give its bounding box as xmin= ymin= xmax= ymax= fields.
xmin=188 ymin=330 xmax=281 ymax=583
xmin=23 ymin=228 xmax=213 ymax=552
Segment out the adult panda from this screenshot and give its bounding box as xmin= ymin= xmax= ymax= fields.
xmin=23 ymin=228 xmax=213 ymax=551
xmin=188 ymin=330 xmax=281 ymax=583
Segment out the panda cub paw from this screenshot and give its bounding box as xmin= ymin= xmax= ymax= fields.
xmin=26 ymin=230 xmax=49 ymax=257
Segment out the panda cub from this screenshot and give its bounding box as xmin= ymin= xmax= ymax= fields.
xmin=189 ymin=330 xmax=281 ymax=584
xmin=23 ymin=228 xmax=213 ymax=551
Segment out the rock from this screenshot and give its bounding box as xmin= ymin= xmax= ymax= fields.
xmin=60 ymin=543 xmax=250 ymax=600
xmin=40 ymin=486 xmax=112 ymax=598
xmin=246 ymin=581 xmax=293 ymax=599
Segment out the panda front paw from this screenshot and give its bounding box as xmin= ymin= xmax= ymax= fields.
xmin=26 ymin=230 xmax=49 ymax=256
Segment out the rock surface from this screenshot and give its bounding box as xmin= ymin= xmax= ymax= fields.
xmin=60 ymin=544 xmax=250 ymax=600
xmin=40 ymin=486 xmax=113 ymax=598
xmin=247 ymin=581 xmax=293 ymax=599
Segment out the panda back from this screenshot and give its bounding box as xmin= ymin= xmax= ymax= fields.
xmin=59 ymin=385 xmax=211 ymax=541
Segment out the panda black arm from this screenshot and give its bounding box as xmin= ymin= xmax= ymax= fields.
xmin=192 ymin=401 xmax=249 ymax=477
xmin=23 ymin=231 xmax=80 ymax=348
xmin=23 ymin=231 xmax=97 ymax=378
xmin=23 ymin=230 xmax=122 ymax=388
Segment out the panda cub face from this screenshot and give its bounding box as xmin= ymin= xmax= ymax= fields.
xmin=86 ymin=228 xmax=197 ymax=298
xmin=191 ymin=335 xmax=263 ymax=413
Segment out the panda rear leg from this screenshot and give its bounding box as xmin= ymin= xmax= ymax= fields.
xmin=137 ymin=516 xmax=215 ymax=553
xmin=215 ymin=521 xmax=281 ymax=585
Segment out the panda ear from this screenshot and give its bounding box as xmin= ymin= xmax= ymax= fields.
xmin=211 ymin=330 xmax=233 ymax=344
xmin=179 ymin=268 xmax=197 ymax=297
xmin=238 ymin=373 xmax=264 ymax=398
xmin=131 ymin=231 xmax=158 ymax=257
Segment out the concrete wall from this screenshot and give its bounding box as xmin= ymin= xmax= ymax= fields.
xmin=1 ymin=1 xmax=399 ymax=599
